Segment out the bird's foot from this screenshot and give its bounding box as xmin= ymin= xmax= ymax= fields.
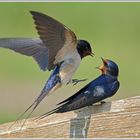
xmin=72 ymin=78 xmax=88 ymax=86
xmin=100 ymin=101 xmax=106 ymax=104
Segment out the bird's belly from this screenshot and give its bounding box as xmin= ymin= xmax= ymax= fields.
xmin=59 ymin=56 xmax=81 ymax=84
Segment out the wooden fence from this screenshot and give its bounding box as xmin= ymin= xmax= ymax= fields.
xmin=0 ymin=96 xmax=140 ymax=138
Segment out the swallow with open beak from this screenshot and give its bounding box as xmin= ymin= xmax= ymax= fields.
xmin=0 ymin=11 xmax=94 ymax=121
xmin=37 ymin=58 xmax=120 ymax=119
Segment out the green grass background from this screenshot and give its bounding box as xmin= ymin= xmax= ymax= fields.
xmin=0 ymin=2 xmax=140 ymax=124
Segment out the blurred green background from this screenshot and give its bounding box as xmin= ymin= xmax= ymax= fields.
xmin=0 ymin=2 xmax=140 ymax=124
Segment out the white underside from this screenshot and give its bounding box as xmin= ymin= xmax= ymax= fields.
xmin=59 ymin=49 xmax=81 ymax=84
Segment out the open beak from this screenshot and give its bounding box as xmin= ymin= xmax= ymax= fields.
xmin=90 ymin=52 xmax=94 ymax=57
xmin=88 ymin=52 xmax=94 ymax=57
xmin=101 ymin=57 xmax=108 ymax=65
xmin=96 ymin=57 xmax=108 ymax=73
xmin=84 ymin=50 xmax=94 ymax=57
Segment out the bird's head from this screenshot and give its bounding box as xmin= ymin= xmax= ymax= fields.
xmin=97 ymin=58 xmax=119 ymax=77
xmin=77 ymin=40 xmax=94 ymax=58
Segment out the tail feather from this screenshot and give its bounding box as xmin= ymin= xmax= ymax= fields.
xmin=8 ymin=64 xmax=62 ymax=130
xmin=9 ymin=79 xmax=61 ymax=130
xmin=8 ymin=88 xmax=50 ymax=130
xmin=8 ymin=87 xmax=50 ymax=130
xmin=8 ymin=102 xmax=35 ymax=130
xmin=35 ymin=97 xmax=70 ymax=121
xmin=35 ymin=106 xmax=62 ymax=121
xmin=19 ymin=109 xmax=35 ymax=131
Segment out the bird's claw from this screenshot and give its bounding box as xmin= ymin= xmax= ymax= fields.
xmin=72 ymin=78 xmax=88 ymax=86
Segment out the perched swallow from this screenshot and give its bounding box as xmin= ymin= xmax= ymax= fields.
xmin=37 ymin=58 xmax=120 ymax=119
xmin=0 ymin=11 xmax=93 ymax=122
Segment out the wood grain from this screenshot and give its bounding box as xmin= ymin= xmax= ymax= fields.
xmin=0 ymin=96 xmax=140 ymax=138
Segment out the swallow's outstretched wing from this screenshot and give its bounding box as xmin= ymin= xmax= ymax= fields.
xmin=30 ymin=11 xmax=77 ymax=70
xmin=0 ymin=11 xmax=77 ymax=71
xmin=0 ymin=38 xmax=49 ymax=71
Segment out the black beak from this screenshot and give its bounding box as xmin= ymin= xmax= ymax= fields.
xmin=95 ymin=57 xmax=107 ymax=71
xmin=90 ymin=52 xmax=94 ymax=57
xmin=101 ymin=57 xmax=107 ymax=65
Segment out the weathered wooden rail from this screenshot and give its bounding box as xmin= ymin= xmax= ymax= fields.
xmin=0 ymin=96 xmax=140 ymax=138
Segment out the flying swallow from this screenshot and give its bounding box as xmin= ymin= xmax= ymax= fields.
xmin=37 ymin=58 xmax=120 ymax=119
xmin=0 ymin=11 xmax=93 ymax=123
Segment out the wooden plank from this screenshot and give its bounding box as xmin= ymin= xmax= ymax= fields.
xmin=0 ymin=96 xmax=140 ymax=138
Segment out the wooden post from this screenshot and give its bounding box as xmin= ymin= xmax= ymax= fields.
xmin=0 ymin=96 xmax=140 ymax=138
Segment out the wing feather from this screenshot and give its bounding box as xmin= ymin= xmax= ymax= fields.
xmin=0 ymin=38 xmax=48 ymax=71
xmin=30 ymin=11 xmax=77 ymax=70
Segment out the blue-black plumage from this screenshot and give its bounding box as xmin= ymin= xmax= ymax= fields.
xmin=38 ymin=58 xmax=120 ymax=119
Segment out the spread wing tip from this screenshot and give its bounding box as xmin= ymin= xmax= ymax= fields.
xmin=30 ymin=11 xmax=46 ymax=18
xmin=30 ymin=11 xmax=38 ymax=15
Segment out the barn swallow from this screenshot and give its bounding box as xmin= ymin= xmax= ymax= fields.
xmin=0 ymin=11 xmax=93 ymax=124
xmin=37 ymin=58 xmax=120 ymax=119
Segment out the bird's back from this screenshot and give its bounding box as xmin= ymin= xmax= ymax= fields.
xmin=57 ymin=74 xmax=119 ymax=113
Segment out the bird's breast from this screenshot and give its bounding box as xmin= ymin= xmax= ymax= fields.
xmin=59 ymin=52 xmax=81 ymax=84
